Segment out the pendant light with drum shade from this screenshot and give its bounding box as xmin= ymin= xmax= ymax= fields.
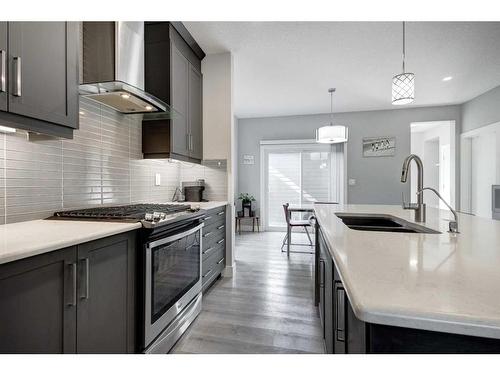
xmin=392 ymin=22 xmax=415 ymax=105
xmin=315 ymin=88 xmax=348 ymax=144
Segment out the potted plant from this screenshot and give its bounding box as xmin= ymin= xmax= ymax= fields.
xmin=238 ymin=193 xmax=256 ymax=217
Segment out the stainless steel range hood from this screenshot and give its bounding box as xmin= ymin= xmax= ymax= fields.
xmin=79 ymin=22 xmax=176 ymax=118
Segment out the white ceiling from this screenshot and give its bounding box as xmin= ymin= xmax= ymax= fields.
xmin=184 ymin=21 xmax=500 ymax=119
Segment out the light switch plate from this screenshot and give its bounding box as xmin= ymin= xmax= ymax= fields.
xmin=155 ymin=173 xmax=161 ymax=186
xmin=348 ymin=178 xmax=356 ymax=186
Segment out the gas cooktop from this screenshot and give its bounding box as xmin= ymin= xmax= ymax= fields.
xmin=52 ymin=203 xmax=203 ymax=228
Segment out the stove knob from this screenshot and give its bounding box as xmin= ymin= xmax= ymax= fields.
xmin=153 ymin=212 xmax=162 ymax=221
xmin=145 ymin=212 xmax=154 ymax=221
xmin=159 ymin=212 xmax=167 ymax=220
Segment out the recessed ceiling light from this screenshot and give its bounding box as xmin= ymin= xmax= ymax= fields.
xmin=120 ymin=93 xmax=131 ymax=99
xmin=442 ymin=76 xmax=453 ymax=82
xmin=145 ymin=105 xmax=153 ymax=111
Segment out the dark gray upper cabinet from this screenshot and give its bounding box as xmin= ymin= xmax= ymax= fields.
xmin=0 ymin=22 xmax=7 ymax=112
xmin=171 ymin=41 xmax=190 ymax=157
xmin=0 ymin=231 xmax=136 ymax=354
xmin=0 ymin=22 xmax=78 ymax=138
xmin=189 ymin=65 xmax=203 ymax=160
xmin=0 ymin=246 xmax=77 ymax=354
xmin=143 ymin=22 xmax=205 ymax=163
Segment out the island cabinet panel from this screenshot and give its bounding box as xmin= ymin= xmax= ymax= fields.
xmin=315 ymin=225 xmax=500 ymax=354
xmin=0 ymin=246 xmax=77 ymax=353
xmin=0 ymin=231 xmax=137 ymax=354
xmin=0 ymin=22 xmax=7 ymax=112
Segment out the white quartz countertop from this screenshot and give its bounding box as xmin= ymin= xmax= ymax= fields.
xmin=314 ymin=203 xmax=500 ymax=339
xmin=0 ymin=220 xmax=141 ymax=265
xmin=0 ymin=201 xmax=228 ymax=266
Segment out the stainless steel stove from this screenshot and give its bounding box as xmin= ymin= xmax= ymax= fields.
xmin=53 ymin=203 xmax=203 ymax=229
xmin=53 ymin=203 xmax=207 ymax=353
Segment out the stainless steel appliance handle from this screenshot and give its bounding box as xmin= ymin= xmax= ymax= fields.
xmin=80 ymin=258 xmax=90 ymax=299
xmin=67 ymin=263 xmax=77 ymax=306
xmin=146 ymin=223 xmax=204 ymax=250
xmin=13 ymin=56 xmax=21 ymax=97
xmin=336 ymin=286 xmax=345 ymax=341
xmin=0 ymin=50 xmax=6 ymax=93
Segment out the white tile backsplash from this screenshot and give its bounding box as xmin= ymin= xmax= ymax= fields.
xmin=0 ymin=97 xmax=227 ymax=224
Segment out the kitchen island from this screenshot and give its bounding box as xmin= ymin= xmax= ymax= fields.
xmin=314 ymin=203 xmax=500 ymax=353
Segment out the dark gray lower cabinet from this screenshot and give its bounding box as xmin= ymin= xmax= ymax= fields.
xmin=0 ymin=231 xmax=136 ymax=354
xmin=201 ymin=206 xmax=227 ymax=292
xmin=316 ymin=226 xmax=500 ymax=354
xmin=76 ymin=233 xmax=136 ymax=353
xmin=0 ymin=246 xmax=77 ymax=353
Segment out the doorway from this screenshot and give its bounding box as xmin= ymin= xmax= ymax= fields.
xmin=410 ymin=121 xmax=456 ymax=209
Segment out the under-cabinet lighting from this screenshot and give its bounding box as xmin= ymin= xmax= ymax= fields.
xmin=0 ymin=125 xmax=16 ymax=133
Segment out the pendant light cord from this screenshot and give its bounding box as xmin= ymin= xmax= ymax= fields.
xmin=402 ymin=21 xmax=406 ymax=73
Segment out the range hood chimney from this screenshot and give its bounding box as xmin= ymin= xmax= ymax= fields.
xmin=79 ymin=22 xmax=176 ymax=117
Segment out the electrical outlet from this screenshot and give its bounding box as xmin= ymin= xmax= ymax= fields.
xmin=155 ymin=173 xmax=161 ymax=186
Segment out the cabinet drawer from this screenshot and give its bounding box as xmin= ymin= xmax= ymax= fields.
xmin=202 ymin=223 xmax=225 ymax=250
xmin=202 ymin=256 xmax=225 ymax=292
xmin=202 ymin=206 xmax=226 ymax=227
xmin=202 ymin=245 xmax=224 ymax=271
xmin=202 ymin=239 xmax=225 ymax=262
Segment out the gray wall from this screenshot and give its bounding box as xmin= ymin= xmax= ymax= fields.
xmin=461 ymin=85 xmax=500 ymax=133
xmin=237 ymin=105 xmax=461 ymax=212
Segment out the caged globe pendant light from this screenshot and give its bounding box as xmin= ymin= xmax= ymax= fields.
xmin=392 ymin=22 xmax=415 ymax=105
xmin=315 ymin=88 xmax=348 ymax=144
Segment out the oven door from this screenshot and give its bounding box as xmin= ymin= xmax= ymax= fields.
xmin=144 ymin=222 xmax=203 ymax=347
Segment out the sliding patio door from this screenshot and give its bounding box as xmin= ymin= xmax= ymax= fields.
xmin=261 ymin=141 xmax=344 ymax=230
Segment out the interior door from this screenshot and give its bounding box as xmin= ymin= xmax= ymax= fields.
xmin=8 ymin=22 xmax=78 ymax=128
xmin=0 ymin=22 xmax=7 ymax=112
xmin=189 ymin=65 xmax=203 ymax=160
xmin=170 ymin=41 xmax=189 ymax=157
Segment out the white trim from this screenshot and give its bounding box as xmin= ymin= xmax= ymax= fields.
xmin=260 ymin=139 xmax=317 ymax=145
xmin=460 ymin=121 xmax=500 ymax=215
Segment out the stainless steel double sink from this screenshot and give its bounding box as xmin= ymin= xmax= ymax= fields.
xmin=335 ymin=213 xmax=440 ymax=234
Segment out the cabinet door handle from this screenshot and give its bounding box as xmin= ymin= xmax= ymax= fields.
xmin=189 ymin=134 xmax=193 ymax=151
xmin=202 ymin=246 xmax=215 ymax=255
xmin=217 ymin=238 xmax=225 ymax=245
xmin=0 ymin=50 xmax=5 ymax=93
xmin=203 ymin=231 xmax=212 ymax=238
xmin=186 ymin=133 xmax=190 ymax=151
xmin=217 ymin=224 xmax=225 ymax=230
xmin=203 ymin=216 xmax=212 ymax=221
xmin=13 ymin=56 xmax=21 ymax=97
xmin=203 ymin=268 xmax=213 ymax=278
xmin=80 ymin=258 xmax=90 ymax=300
xmin=336 ymin=286 xmax=346 ymax=342
xmin=67 ymin=262 xmax=77 ymax=307
xmin=217 ymin=257 xmax=225 ymax=265
xmin=319 ymin=259 xmax=325 ymax=287
xmin=217 ymin=211 xmax=224 ymax=216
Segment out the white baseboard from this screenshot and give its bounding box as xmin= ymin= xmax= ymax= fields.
xmin=223 ymin=264 xmax=234 ymax=277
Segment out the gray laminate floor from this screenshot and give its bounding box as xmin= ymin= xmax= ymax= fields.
xmin=171 ymin=231 xmax=324 ymax=354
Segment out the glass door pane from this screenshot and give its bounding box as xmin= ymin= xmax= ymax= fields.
xmin=267 ymin=152 xmax=301 ymax=227
xmin=301 ymin=151 xmax=331 ymax=204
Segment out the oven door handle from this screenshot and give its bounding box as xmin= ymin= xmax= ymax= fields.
xmin=146 ymin=223 xmax=204 ymax=250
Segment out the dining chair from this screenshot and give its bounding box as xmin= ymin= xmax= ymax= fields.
xmin=281 ymin=203 xmax=314 ymax=257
